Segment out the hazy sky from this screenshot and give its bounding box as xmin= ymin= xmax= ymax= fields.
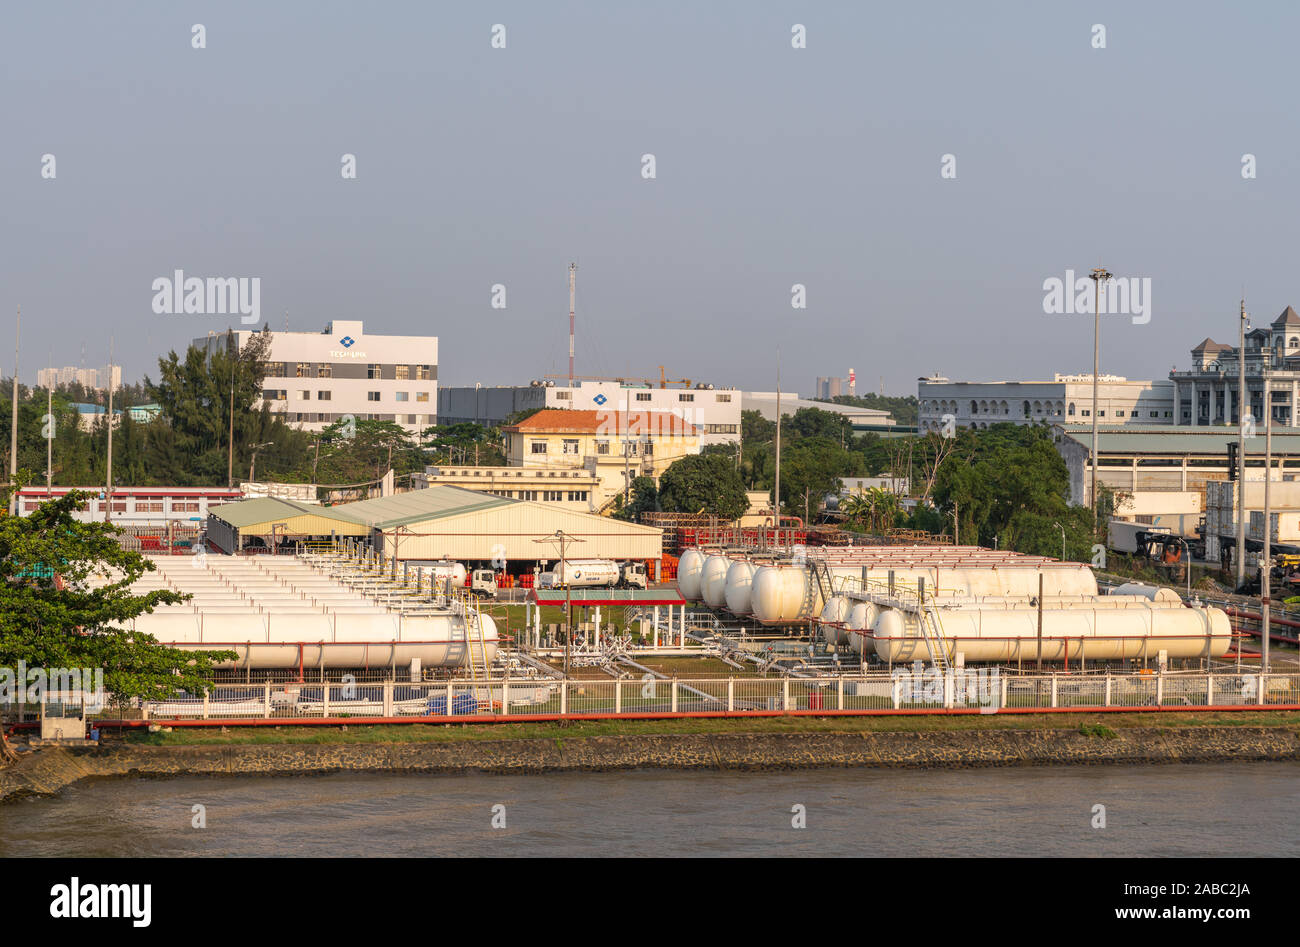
xmin=3 ymin=2 xmax=1298 ymax=397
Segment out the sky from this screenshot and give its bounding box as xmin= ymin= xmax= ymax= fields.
xmin=3 ymin=1 xmax=1298 ymax=397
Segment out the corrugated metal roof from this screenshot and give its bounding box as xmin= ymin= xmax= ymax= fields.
xmin=530 ymin=588 xmax=686 ymax=605
xmin=1058 ymin=424 xmax=1300 ymax=455
xmin=209 ymin=497 xmax=327 ymax=527
xmin=339 ymin=484 xmax=515 ymax=528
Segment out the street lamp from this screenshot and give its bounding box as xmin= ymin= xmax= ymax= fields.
xmin=248 ymin=441 xmax=274 ymax=483
xmin=534 ymin=529 xmax=584 ymax=677
xmin=1089 ymin=268 xmax=1112 ymax=528
xmin=1053 ymin=521 xmax=1066 ymax=561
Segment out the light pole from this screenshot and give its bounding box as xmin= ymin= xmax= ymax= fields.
xmin=1236 ymin=300 xmax=1249 ymax=591
xmin=1053 ymin=521 xmax=1066 ymax=561
xmin=534 ymin=529 xmax=584 ymax=677
xmin=248 ymin=441 xmax=274 ymax=484
xmin=1089 ymin=268 xmax=1112 ymax=528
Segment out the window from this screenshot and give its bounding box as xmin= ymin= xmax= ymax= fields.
xmin=395 ymin=392 xmax=409 ymax=402
xmin=705 ymin=424 xmax=738 ymax=434
xmin=264 ymin=389 xmax=287 ymax=401
xmin=635 ymin=392 xmax=652 ymax=402
xmin=416 ymin=392 xmax=429 ymax=402
xmin=531 ymin=441 xmax=547 ymax=454
xmin=395 ymin=364 xmax=410 ymax=380
xmin=265 ymin=362 xmax=287 ymax=377
xmin=678 ymin=393 xmax=694 ymax=402
xmin=1068 ymin=403 xmax=1076 ymax=416
xmin=368 ymin=364 xmax=382 ymax=379
xmin=406 ymin=415 xmax=417 ymax=424
xmin=1149 ymin=411 xmax=1158 ymax=418
xmin=521 ymin=490 xmax=537 ymax=501
xmin=318 ymin=391 xmax=332 ymax=401
xmin=296 ymin=363 xmax=311 ymax=378
xmin=1115 ymin=410 xmax=1125 ymax=417
xmin=416 ymin=365 xmax=433 ymax=380
xmin=562 ymin=438 xmax=579 ymax=455
xmin=317 ymin=363 xmax=332 ymax=378
xmin=1082 ymin=409 xmax=1091 ymax=417
xmin=543 ymin=490 xmax=564 ymax=502
xmin=299 ymin=390 xmax=311 ymax=400
xmin=137 ymin=501 xmax=164 ymax=513
xmin=596 ymin=440 xmax=610 ymax=455
xmin=175 ymin=502 xmax=200 ymax=513
xmin=625 ymin=441 xmax=639 ymax=455
xmin=643 ymin=440 xmax=654 ymax=455
xmin=715 ymin=393 xmax=731 ymax=402
xmin=367 ymin=391 xmax=381 ymax=402
xmin=555 ymin=391 xmax=572 ymax=401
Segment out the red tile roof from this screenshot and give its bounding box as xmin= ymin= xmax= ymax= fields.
xmin=503 ymin=408 xmax=701 ymax=437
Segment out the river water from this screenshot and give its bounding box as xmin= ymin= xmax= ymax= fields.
xmin=3 ymin=762 xmax=1296 ymax=857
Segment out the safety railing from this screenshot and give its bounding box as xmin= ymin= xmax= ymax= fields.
xmin=88 ymin=671 xmax=1300 ymax=722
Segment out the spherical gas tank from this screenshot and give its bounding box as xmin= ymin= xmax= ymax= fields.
xmin=819 ymin=595 xmax=852 ymax=645
xmin=724 ymin=560 xmax=757 ymax=615
xmin=677 ymin=549 xmax=706 ymax=601
xmin=700 ymin=555 xmax=732 ymax=608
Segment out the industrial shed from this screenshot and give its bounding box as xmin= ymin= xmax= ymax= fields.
xmin=352 ymin=485 xmax=663 ymax=565
xmin=206 ymin=497 xmax=369 ymax=553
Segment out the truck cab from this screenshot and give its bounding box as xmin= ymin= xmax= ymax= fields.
xmin=618 ymin=561 xmax=648 ymax=590
xmin=469 ymin=569 xmax=499 ymax=599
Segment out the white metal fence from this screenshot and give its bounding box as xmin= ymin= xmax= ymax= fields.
xmin=87 ymin=671 xmax=1300 ymax=721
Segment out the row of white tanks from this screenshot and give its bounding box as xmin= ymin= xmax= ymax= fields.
xmin=676 ymin=550 xmax=1231 ymax=661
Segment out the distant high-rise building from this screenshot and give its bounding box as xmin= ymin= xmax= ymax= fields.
xmin=815 ymin=375 xmax=851 ymax=399
xmin=37 ymin=365 xmax=121 ymax=391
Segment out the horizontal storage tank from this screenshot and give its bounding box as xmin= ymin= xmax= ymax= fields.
xmin=131 ymin=612 xmax=497 ymax=669
xmin=700 ymin=555 xmax=733 ymax=608
xmin=869 ymin=601 xmax=1229 ymax=663
xmin=752 ymin=563 xmax=1099 ymax=624
xmin=723 ymin=560 xmax=757 ymax=615
xmin=819 ymin=595 xmax=852 ymax=646
xmin=1108 ymin=583 xmax=1183 ymax=605
xmin=676 ymin=549 xmax=706 ymax=601
xmin=845 ymin=602 xmax=880 ymax=656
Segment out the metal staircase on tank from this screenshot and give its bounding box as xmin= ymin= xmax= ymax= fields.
xmin=917 ymin=588 xmax=952 ymax=673
xmin=455 ymin=591 xmax=496 ymax=710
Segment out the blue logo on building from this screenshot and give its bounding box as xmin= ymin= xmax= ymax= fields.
xmin=593 ymin=393 xmax=607 ymax=406
xmin=340 ymin=336 xmax=356 ymax=348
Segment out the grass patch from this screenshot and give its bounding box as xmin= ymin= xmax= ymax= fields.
xmin=116 ymin=710 xmax=1300 ymax=747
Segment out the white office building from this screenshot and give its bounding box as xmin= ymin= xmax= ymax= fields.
xmin=438 ymin=380 xmax=742 ymax=447
xmin=916 ymin=373 xmax=1175 ymax=434
xmin=193 ymin=320 xmax=438 ymax=434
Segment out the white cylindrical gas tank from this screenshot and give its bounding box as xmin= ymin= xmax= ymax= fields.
xmin=163 ymin=613 xmax=498 ymax=669
xmin=870 ymin=602 xmax=1230 ymax=664
xmin=819 ymin=595 xmax=852 ymax=645
xmin=724 ymin=560 xmax=757 ymax=615
xmin=1109 ymin=582 xmax=1183 ymax=605
xmin=846 ymin=602 xmax=879 ymax=656
xmin=421 ymin=561 xmax=467 ymax=585
xmin=701 ymin=555 xmax=732 ymax=608
xmin=677 ymin=549 xmax=706 ymax=601
xmin=554 ymin=559 xmax=619 ymax=587
xmin=751 ymin=566 xmax=827 ymax=624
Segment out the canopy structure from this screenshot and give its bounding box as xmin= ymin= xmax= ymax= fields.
xmin=529 ymin=588 xmax=686 ymax=607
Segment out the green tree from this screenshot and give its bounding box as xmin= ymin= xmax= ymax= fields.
xmin=0 ymin=488 xmax=234 ymax=752
xmin=613 ymin=476 xmax=659 ymax=521
xmin=657 ymin=453 xmax=749 ymax=520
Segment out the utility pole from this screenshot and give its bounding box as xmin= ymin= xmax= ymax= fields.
xmin=9 ymin=306 xmax=18 ymax=515
xmin=104 ymin=338 xmax=114 ymax=523
xmin=534 ymin=529 xmax=584 ymax=678
xmin=227 ymin=330 xmax=236 ymax=488
xmin=1262 ymin=369 xmax=1272 ymax=673
xmin=1236 ymin=300 xmax=1248 ymax=590
xmin=1088 ymin=268 xmax=1112 ymax=526
xmin=568 ymin=262 xmax=576 ymax=386
xmin=46 ymin=348 xmax=52 ymax=497
xmin=774 ymin=355 xmax=782 ymax=533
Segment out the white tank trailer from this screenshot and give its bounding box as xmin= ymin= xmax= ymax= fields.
xmin=126 ymin=612 xmax=498 ymax=670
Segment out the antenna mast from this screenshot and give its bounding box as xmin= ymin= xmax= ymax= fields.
xmin=568 ymin=262 xmax=576 ymax=385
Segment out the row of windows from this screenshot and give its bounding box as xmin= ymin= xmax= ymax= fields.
xmin=623 ymin=391 xmax=731 ymax=403
xmin=25 ymin=500 xmax=202 ymax=513
xmin=486 ymin=489 xmax=589 ymax=502
xmin=266 ymin=363 xmax=434 ymax=380
xmin=531 ymin=439 xmax=654 ymax=455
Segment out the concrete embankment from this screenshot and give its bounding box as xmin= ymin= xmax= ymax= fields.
xmin=3 ymin=727 xmax=1299 ymax=802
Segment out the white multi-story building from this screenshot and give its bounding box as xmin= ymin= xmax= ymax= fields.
xmin=916 ymin=373 xmax=1175 ymax=434
xmin=438 ymin=380 xmax=741 ymax=447
xmin=193 ymin=320 xmax=438 ymax=434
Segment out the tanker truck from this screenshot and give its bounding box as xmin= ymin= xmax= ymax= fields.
xmin=551 ymin=559 xmax=648 ymax=590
